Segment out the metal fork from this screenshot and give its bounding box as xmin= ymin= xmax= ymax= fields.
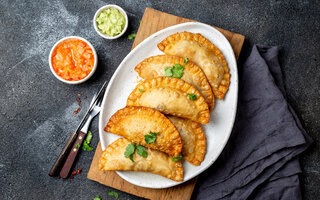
xmin=59 ymin=95 xmax=103 ymax=178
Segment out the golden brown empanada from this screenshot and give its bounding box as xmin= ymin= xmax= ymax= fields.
xmin=157 ymin=31 xmax=230 ymax=99
xmin=167 ymin=116 xmax=206 ymax=166
xmin=98 ymin=138 xmax=184 ymax=182
xmin=135 ymin=55 xmax=214 ymax=110
xmin=105 ymin=106 xmax=183 ymax=157
xmin=127 ymin=77 xmax=210 ymax=124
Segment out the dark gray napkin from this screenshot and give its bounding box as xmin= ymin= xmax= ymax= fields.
xmin=193 ymin=45 xmax=312 ymax=200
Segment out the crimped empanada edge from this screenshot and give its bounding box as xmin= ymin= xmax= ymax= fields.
xmin=127 ymin=77 xmax=210 ymax=124
xmin=105 ymin=106 xmax=183 ymax=157
xmin=168 ymin=116 xmax=206 ymax=166
xmin=135 ymin=55 xmax=214 ymax=110
xmin=157 ymin=31 xmax=231 ymax=100
xmin=98 ymin=138 xmax=184 ymax=182
xmin=185 ymin=120 xmax=206 ymax=166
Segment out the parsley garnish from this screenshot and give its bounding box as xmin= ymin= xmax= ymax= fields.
xmin=93 ymin=195 xmax=101 ymax=200
xmin=85 ymin=131 xmax=93 ymax=143
xmin=82 ymin=131 xmax=93 ymax=151
xmin=172 ymin=64 xmax=184 ymax=78
xmin=138 ymin=88 xmax=145 ymax=92
xmin=139 ymin=20 xmax=142 ymax=24
xmin=164 ymin=67 xmax=173 ymax=77
xmin=124 ymin=143 xmax=136 ymax=162
xmin=172 ymin=154 xmax=183 ymax=162
xmin=128 ymin=33 xmax=136 ymax=40
xmin=144 ymin=132 xmax=158 ymax=144
xmin=164 ymin=64 xmax=184 ymax=78
xmin=107 ymin=191 xmax=119 ymax=199
xmin=136 ymin=145 xmax=148 ymax=158
xmin=82 ymin=141 xmax=93 ymax=151
xmin=184 ymin=56 xmax=188 ymax=64
xmin=187 ymin=94 xmax=197 ymax=100
xmin=75 ymin=143 xmax=80 ymax=148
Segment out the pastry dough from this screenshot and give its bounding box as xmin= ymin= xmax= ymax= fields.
xmin=105 ymin=106 xmax=183 ymax=157
xmin=98 ymin=138 xmax=183 ymax=182
xmin=127 ymin=77 xmax=210 ymax=124
xmin=135 ymin=55 xmax=214 ymax=110
xmin=168 ymin=116 xmax=206 ymax=165
xmin=157 ymin=31 xmax=230 ymax=99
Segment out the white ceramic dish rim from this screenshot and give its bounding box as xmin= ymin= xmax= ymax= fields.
xmin=48 ymin=36 xmax=98 ymax=84
xmin=93 ymin=4 xmax=129 ymax=40
xmin=98 ymin=22 xmax=238 ymax=188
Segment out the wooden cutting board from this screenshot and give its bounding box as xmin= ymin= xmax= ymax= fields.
xmin=87 ymin=7 xmax=245 ymax=200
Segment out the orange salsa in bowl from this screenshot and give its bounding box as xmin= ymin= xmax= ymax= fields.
xmin=51 ymin=38 xmax=96 ymax=82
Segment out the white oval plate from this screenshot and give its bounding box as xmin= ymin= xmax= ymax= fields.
xmin=99 ymin=22 xmax=238 ymax=189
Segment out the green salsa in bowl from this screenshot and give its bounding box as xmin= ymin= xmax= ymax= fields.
xmin=93 ymin=5 xmax=128 ymax=39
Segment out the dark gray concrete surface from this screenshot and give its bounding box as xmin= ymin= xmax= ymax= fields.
xmin=0 ymin=0 xmax=319 ymax=199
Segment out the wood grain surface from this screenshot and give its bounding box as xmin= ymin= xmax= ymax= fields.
xmin=87 ymin=7 xmax=245 ymax=200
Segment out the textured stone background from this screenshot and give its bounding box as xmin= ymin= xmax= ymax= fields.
xmin=0 ymin=0 xmax=319 ymax=199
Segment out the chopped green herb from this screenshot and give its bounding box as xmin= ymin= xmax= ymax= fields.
xmin=172 ymin=64 xmax=184 ymax=78
xmin=184 ymin=56 xmax=188 ymax=64
xmin=187 ymin=93 xmax=197 ymax=100
xmin=136 ymin=145 xmax=148 ymax=158
xmin=75 ymin=143 xmax=80 ymax=148
xmin=144 ymin=132 xmax=158 ymax=144
xmin=128 ymin=33 xmax=136 ymax=40
xmin=129 ymin=154 xmax=134 ymax=162
xmin=93 ymin=195 xmax=101 ymax=200
xmin=82 ymin=141 xmax=93 ymax=151
xmin=172 ymin=154 xmax=183 ymax=162
xmin=164 ymin=67 xmax=173 ymax=77
xmin=124 ymin=143 xmax=136 ymax=162
xmin=164 ymin=64 xmax=184 ymax=78
xmin=82 ymin=131 xmax=94 ymax=151
xmin=85 ymin=131 xmax=93 ymax=143
xmin=138 ymin=88 xmax=145 ymax=92
xmin=139 ymin=20 xmax=142 ymax=24
xmin=107 ymin=191 xmax=119 ymax=199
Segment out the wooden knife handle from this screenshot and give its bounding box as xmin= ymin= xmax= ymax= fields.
xmin=48 ymin=132 xmax=77 ymax=177
xmin=59 ymin=131 xmax=86 ymax=178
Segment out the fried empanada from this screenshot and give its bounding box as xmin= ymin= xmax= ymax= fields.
xmin=98 ymin=138 xmax=184 ymax=182
xmin=168 ymin=116 xmax=206 ymax=166
xmin=135 ymin=55 xmax=214 ymax=110
xmin=127 ymin=77 xmax=210 ymax=124
xmin=105 ymin=106 xmax=183 ymax=157
xmin=157 ymin=31 xmax=230 ymax=99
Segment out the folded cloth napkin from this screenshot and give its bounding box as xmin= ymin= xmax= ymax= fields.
xmin=193 ymin=45 xmax=312 ymax=200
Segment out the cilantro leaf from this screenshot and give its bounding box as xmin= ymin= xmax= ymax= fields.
xmin=187 ymin=93 xmax=197 ymax=100
xmin=164 ymin=67 xmax=173 ymax=77
xmin=138 ymin=88 xmax=145 ymax=92
xmin=128 ymin=33 xmax=136 ymax=40
xmin=174 ymin=64 xmax=184 ymax=70
xmin=82 ymin=141 xmax=93 ymax=151
xmin=144 ymin=132 xmax=158 ymax=144
xmin=172 ymin=64 xmax=184 ymax=78
xmin=124 ymin=143 xmax=136 ymax=162
xmin=136 ymin=145 xmax=148 ymax=158
xmin=75 ymin=143 xmax=80 ymax=148
xmin=93 ymin=195 xmax=101 ymax=200
xmin=184 ymin=56 xmax=188 ymax=64
xmin=107 ymin=191 xmax=119 ymax=199
xmin=82 ymin=131 xmax=94 ymax=151
xmin=139 ymin=20 xmax=142 ymax=24
xmin=164 ymin=64 xmax=184 ymax=78
xmin=172 ymin=154 xmax=183 ymax=162
xmin=85 ymin=131 xmax=93 ymax=144
xmin=129 ymin=154 xmax=134 ymax=162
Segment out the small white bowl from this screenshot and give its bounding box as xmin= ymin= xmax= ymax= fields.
xmin=48 ymin=36 xmax=98 ymax=84
xmin=93 ymin=4 xmax=128 ymax=39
